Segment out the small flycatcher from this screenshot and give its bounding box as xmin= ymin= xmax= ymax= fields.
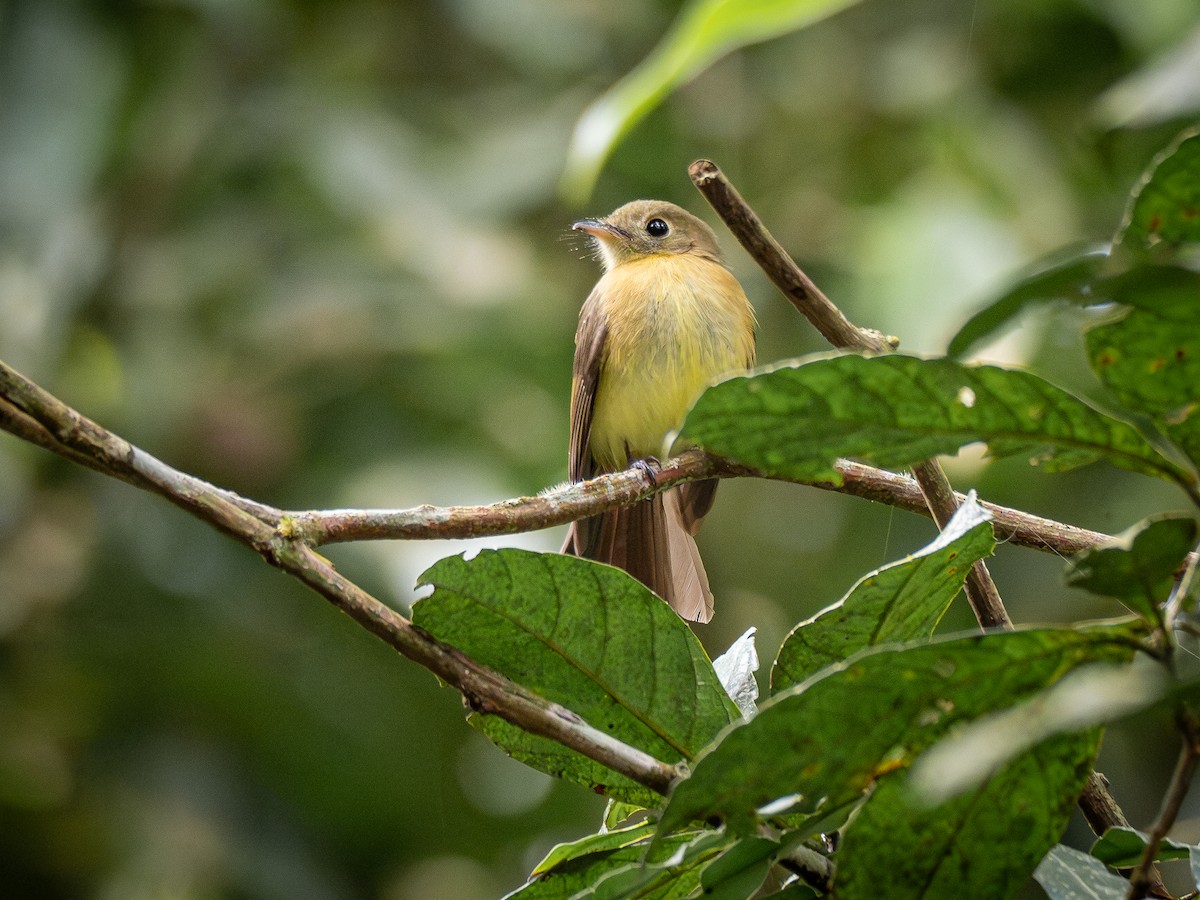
xmin=562 ymin=200 xmax=756 ymax=622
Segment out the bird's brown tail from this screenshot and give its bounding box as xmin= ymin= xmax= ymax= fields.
xmin=562 ymin=482 xmax=717 ymax=622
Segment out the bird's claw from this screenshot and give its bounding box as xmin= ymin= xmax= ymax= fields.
xmin=631 ymin=457 xmax=661 ymax=487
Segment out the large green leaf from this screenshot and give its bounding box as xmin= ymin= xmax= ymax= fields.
xmin=771 ymin=494 xmax=995 ymax=691
xmin=414 ymin=550 xmax=739 ymax=805
xmin=678 ymin=354 xmax=1190 ymax=486
xmin=1068 ymin=514 xmax=1198 ymax=624
xmin=834 ymin=731 xmax=1100 ymax=900
xmin=560 ymin=0 xmax=859 ymax=201
xmin=1084 ymin=266 xmax=1200 ymax=470
xmin=1117 ymin=126 xmax=1200 ymax=250
xmin=656 ymin=624 xmax=1141 ymax=837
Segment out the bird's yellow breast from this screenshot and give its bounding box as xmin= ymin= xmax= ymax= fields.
xmin=588 ymin=253 xmax=755 ymax=470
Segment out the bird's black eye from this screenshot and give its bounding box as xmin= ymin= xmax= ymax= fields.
xmin=645 ymin=218 xmax=669 ymax=238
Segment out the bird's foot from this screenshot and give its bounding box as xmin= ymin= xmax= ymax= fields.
xmin=631 ymin=457 xmax=661 ymax=488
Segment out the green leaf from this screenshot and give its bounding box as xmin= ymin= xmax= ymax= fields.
xmin=699 ymin=836 xmax=778 ymax=900
xmin=1034 ymin=844 xmax=1130 ymax=900
xmin=560 ymin=0 xmax=859 ymax=201
xmin=1084 ymin=266 xmax=1200 ymax=470
xmin=414 ymin=549 xmax=739 ymax=805
xmin=1068 ymin=514 xmax=1197 ymax=623
xmin=530 ymin=823 xmax=656 ymax=877
xmin=679 ymin=354 xmax=1189 ymax=486
xmin=947 ymin=248 xmax=1110 ymax=359
xmin=585 ymin=830 xmax=730 ymax=900
xmin=835 ymin=731 xmax=1100 ymax=900
xmin=1091 ymin=826 xmax=1194 ymax=868
xmin=505 ymin=828 xmax=710 ymax=899
xmin=771 ymin=493 xmax=995 ymax=691
xmin=656 ymin=624 xmax=1141 ymax=837
xmin=603 ymin=799 xmax=646 ymax=831
xmin=910 ymin=663 xmax=1166 ymax=803
xmin=1117 ymin=126 xmax=1200 ymax=251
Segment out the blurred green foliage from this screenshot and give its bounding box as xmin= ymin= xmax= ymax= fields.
xmin=2 ymin=0 xmax=1200 ymax=897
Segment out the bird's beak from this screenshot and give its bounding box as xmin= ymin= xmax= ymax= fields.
xmin=572 ymin=218 xmax=628 ymax=242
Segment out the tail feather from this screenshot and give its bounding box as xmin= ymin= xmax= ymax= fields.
xmin=562 ymin=486 xmax=715 ymax=622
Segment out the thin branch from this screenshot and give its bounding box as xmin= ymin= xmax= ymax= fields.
xmin=289 ymin=451 xmax=1122 ymax=560
xmin=0 ymin=358 xmax=678 ymax=797
xmin=1127 ymin=714 xmax=1200 ymax=899
xmin=0 ymin=362 xmax=1131 ymax=562
xmin=689 ymin=159 xmax=896 ymax=354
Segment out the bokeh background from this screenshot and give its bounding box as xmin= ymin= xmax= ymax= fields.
xmin=3 ymin=1 xmax=1200 ymax=897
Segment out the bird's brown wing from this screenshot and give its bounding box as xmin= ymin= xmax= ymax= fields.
xmin=562 ymin=289 xmax=607 ymax=557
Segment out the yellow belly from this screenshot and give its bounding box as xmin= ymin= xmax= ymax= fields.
xmin=589 ymin=254 xmax=755 ymax=470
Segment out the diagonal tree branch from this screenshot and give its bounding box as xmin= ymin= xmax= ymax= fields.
xmin=1126 ymin=712 xmax=1200 ymax=899
xmin=0 ymin=359 xmax=678 ymax=797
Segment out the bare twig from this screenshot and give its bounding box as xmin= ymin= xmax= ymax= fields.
xmin=1127 ymin=714 xmax=1200 ymax=899
xmin=689 ymin=159 xmax=896 ymax=354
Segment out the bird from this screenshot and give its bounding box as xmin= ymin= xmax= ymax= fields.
xmin=561 ymin=199 xmax=756 ymax=622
